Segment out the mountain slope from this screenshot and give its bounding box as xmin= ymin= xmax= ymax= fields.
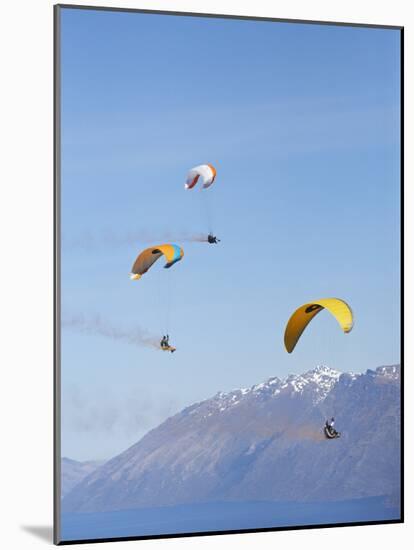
xmin=62 ymin=365 xmax=400 ymax=513
xmin=61 ymin=457 xmax=104 ymax=497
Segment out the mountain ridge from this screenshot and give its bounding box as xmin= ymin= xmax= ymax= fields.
xmin=62 ymin=364 xmax=401 ymax=513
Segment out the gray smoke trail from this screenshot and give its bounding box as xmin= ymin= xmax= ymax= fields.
xmin=62 ymin=313 xmax=160 ymax=350
xmin=62 ymin=230 xmax=209 ymax=251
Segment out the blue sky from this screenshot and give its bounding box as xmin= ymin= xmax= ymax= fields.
xmin=59 ymin=8 xmax=401 ymax=461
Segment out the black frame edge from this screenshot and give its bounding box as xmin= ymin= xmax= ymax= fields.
xmin=399 ymin=26 xmax=404 ymax=523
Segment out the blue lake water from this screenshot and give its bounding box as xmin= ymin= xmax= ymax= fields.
xmin=60 ymin=497 xmax=400 ymax=542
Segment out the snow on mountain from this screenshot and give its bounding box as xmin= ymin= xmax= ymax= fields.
xmin=374 ymin=365 xmax=400 ymax=379
xmin=191 ymin=365 xmax=342 ymax=420
xmin=62 ymin=365 xmax=400 ymax=514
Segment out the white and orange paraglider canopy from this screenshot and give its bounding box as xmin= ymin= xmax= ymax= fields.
xmin=185 ymin=164 xmax=217 ymax=190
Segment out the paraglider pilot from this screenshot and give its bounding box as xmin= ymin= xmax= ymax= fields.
xmin=207 ymin=234 xmax=220 ymax=244
xmin=325 ymin=417 xmax=339 ymax=438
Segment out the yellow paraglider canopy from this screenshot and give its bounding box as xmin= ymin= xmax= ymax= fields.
xmin=284 ymin=298 xmax=354 ymax=353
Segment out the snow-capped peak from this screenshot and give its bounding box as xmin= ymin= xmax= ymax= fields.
xmin=179 ymin=364 xmax=400 ymax=423
xmin=308 ymin=364 xmax=341 ymax=378
xmin=375 ymin=365 xmax=400 ymax=380
xmin=198 ymin=366 xmax=343 ymax=418
xmin=278 ymin=365 xmax=341 ymax=404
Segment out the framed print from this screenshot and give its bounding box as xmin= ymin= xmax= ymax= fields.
xmin=54 ymin=4 xmax=403 ymax=545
